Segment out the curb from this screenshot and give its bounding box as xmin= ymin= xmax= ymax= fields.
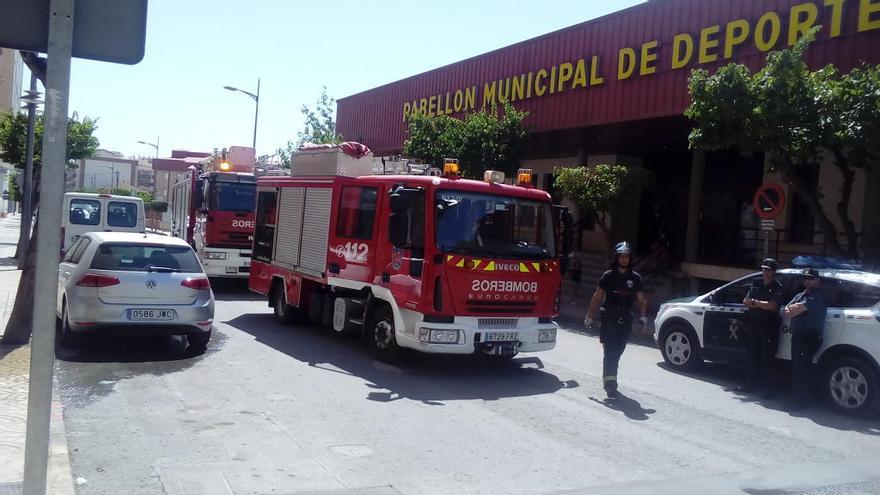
xmin=48 ymin=380 xmax=75 ymax=495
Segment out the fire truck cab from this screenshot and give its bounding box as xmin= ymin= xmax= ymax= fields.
xmin=250 ymin=147 xmax=568 ymax=362
xmin=171 ymin=146 xmax=257 ymax=277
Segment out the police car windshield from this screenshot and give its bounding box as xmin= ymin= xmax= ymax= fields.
xmin=211 ymin=181 xmax=256 ymax=212
xmin=435 ymin=190 xmax=556 ymax=259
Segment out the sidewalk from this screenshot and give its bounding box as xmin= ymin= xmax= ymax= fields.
xmin=0 ymin=214 xmax=75 ymax=495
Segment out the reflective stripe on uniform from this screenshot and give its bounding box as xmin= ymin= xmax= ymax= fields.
xmin=603 ymin=375 xmax=617 ymax=383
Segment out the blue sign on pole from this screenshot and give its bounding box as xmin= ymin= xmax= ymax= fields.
xmin=0 ymin=0 xmax=147 ymax=64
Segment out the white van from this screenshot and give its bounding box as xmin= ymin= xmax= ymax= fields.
xmin=62 ymin=192 xmax=146 ymax=252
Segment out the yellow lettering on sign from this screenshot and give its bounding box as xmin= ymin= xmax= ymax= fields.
xmin=443 ymin=92 xmax=453 ymax=114
xmin=859 ymin=0 xmax=880 ymax=31
xmin=617 ymin=47 xmax=636 ymax=80
xmin=419 ymin=98 xmax=428 ymax=116
xmin=453 ymin=90 xmax=464 ymax=112
xmin=428 ymin=95 xmax=437 ymax=116
xmin=724 ymin=19 xmax=751 ymax=58
xmin=789 ymin=2 xmax=819 ymax=45
xmin=402 ymin=102 xmax=410 ymax=121
xmin=483 ymin=81 xmax=496 ymax=107
xmin=698 ymin=24 xmax=721 ymax=63
xmin=549 ymin=65 xmax=558 ymax=94
xmin=671 ymin=33 xmax=694 ymax=69
xmin=825 ymin=0 xmax=845 ymax=37
xmin=640 ymin=40 xmax=659 ymax=75
xmin=535 ymin=69 xmax=548 ymax=96
xmin=512 ymin=74 xmax=525 ymax=101
xmin=526 ymin=72 xmax=534 ymax=98
xmin=498 ymin=77 xmax=511 ymax=102
xmin=590 ymin=55 xmax=604 ymax=85
xmin=465 ymin=86 xmax=476 ymax=110
xmin=557 ymin=62 xmax=574 ymax=92
xmin=756 ymin=11 xmax=782 ymax=51
xmin=572 ymin=59 xmax=587 ymax=89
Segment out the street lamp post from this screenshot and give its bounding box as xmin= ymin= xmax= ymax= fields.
xmin=137 ymin=137 xmax=159 ymax=158
xmin=17 ymin=72 xmax=43 ymax=265
xmin=223 ymin=78 xmax=260 ymax=149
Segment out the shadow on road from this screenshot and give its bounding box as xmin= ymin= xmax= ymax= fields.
xmin=54 ymin=331 xmax=228 ymax=408
xmin=657 ymin=361 xmax=880 ymax=435
xmin=210 ymin=278 xmax=262 ymax=302
xmin=589 ymin=392 xmax=656 ymax=420
xmin=224 ymin=313 xmax=580 ymax=405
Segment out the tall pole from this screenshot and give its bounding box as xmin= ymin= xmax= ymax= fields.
xmin=252 ymin=78 xmax=260 ymax=149
xmin=17 ymin=72 xmax=38 ymax=268
xmin=23 ymin=0 xmax=74 ymax=492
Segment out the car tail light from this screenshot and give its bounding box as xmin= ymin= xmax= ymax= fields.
xmin=76 ymin=273 xmax=120 ymax=287
xmin=181 ymin=277 xmax=211 ymax=290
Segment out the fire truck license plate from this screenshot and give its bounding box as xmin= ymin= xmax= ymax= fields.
xmin=128 ymin=309 xmax=176 ymax=321
xmin=484 ymin=332 xmax=519 ymax=342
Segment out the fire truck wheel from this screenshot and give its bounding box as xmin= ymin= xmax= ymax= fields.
xmin=368 ymin=306 xmax=401 ymax=363
xmin=272 ymin=283 xmax=297 ymax=324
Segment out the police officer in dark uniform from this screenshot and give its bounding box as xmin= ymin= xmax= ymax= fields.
xmin=741 ymin=258 xmax=785 ymax=396
xmin=584 ymin=242 xmax=647 ymax=398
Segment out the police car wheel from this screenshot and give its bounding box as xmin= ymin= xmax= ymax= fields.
xmin=660 ymin=323 xmax=700 ymax=371
xmin=369 ymin=307 xmax=401 ymax=364
xmin=822 ymin=356 xmax=880 ymax=417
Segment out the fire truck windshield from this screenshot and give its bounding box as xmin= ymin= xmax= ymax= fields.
xmin=435 ymin=190 xmax=556 ymax=260
xmin=210 ymin=181 xmax=256 ymax=212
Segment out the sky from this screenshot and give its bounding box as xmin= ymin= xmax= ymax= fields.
xmin=44 ymin=0 xmax=645 ymax=159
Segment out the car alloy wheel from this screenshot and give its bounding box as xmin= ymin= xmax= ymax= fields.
xmin=829 ymin=365 xmax=869 ymax=410
xmin=665 ymin=331 xmax=692 ymax=366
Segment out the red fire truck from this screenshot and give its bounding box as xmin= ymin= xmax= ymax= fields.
xmin=249 ymin=146 xmax=570 ymax=361
xmin=171 ymin=146 xmax=257 ymax=277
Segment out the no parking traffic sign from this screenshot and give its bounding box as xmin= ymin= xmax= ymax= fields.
xmin=753 ymin=183 xmax=786 ymax=220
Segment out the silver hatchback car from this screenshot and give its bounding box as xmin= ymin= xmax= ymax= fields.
xmin=56 ymin=232 xmax=215 ymax=350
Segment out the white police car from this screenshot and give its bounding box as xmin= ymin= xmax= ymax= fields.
xmin=654 ymin=268 xmax=880 ymax=416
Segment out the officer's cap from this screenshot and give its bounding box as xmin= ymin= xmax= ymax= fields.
xmin=760 ymin=258 xmax=778 ymax=271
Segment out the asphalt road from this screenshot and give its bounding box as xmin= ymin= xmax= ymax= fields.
xmin=54 ymin=280 xmax=880 ymax=495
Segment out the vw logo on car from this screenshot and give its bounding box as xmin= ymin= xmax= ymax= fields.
xmin=145 ymin=279 xmax=157 ymax=289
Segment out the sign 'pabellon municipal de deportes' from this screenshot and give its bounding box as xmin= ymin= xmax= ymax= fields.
xmin=400 ymin=0 xmax=880 ymax=121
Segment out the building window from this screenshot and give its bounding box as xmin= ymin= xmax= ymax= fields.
xmin=336 ymin=187 xmax=378 ymax=240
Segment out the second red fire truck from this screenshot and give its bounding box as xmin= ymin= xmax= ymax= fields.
xmin=249 ymin=145 xmax=570 ymax=361
xmin=171 ymin=146 xmax=257 ymax=277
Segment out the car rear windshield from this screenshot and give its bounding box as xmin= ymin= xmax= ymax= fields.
xmin=107 ymin=201 xmax=138 ymax=227
xmin=69 ymin=199 xmax=101 ymax=226
xmin=90 ymin=243 xmax=203 ymax=273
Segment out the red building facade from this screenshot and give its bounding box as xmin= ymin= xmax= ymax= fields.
xmin=337 ymin=0 xmax=880 ymax=286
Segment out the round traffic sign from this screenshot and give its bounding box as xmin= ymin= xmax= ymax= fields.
xmin=753 ymin=183 xmax=786 ymax=220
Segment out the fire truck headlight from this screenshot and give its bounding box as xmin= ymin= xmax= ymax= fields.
xmin=418 ymin=328 xmax=461 ymax=344
xmin=205 ymin=251 xmax=227 ymax=260
xmin=538 ymin=328 xmax=557 ymax=343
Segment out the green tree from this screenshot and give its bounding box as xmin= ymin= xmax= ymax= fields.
xmin=277 ymin=86 xmax=342 ymax=168
xmin=816 ymin=64 xmax=880 ymax=259
xmin=403 ymin=102 xmax=529 ymax=178
xmin=553 ymin=164 xmax=643 ymax=249
xmin=0 ymin=111 xmax=99 ymax=344
xmin=685 ymin=30 xmax=848 ymax=256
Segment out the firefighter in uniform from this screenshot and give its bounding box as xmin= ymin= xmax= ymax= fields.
xmin=741 ymin=258 xmax=785 ymax=396
xmin=584 ymin=242 xmax=648 ymax=398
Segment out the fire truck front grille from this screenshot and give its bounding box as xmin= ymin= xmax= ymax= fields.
xmin=466 ymin=301 xmax=536 ymax=315
xmin=477 ymin=318 xmax=518 ymax=329
xmin=223 ymin=232 xmax=252 ymax=242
